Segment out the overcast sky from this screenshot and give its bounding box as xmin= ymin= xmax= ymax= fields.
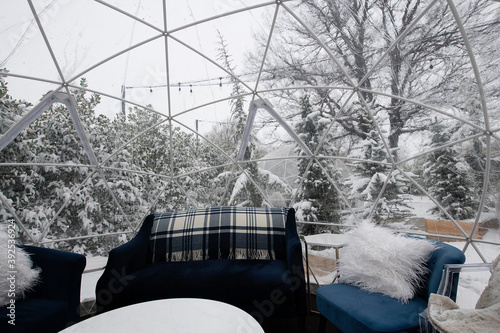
xmin=1 ymin=1 xmax=274 ymax=133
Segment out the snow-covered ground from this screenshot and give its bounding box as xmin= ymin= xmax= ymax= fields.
xmin=406 ymin=195 xmax=442 ymax=220
xmin=81 ymin=256 xmax=107 ymax=305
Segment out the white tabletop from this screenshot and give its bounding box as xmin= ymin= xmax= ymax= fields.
xmin=61 ymin=298 xmax=264 ymax=333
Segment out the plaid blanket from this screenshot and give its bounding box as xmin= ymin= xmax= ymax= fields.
xmin=150 ymin=206 xmax=288 ymax=263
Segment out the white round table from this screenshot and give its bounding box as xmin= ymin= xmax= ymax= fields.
xmin=61 ymin=298 xmax=264 ymax=333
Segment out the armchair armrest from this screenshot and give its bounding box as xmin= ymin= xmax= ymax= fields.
xmin=22 ymin=246 xmax=86 ymax=323
xmin=104 ymin=214 xmax=154 ymax=272
xmin=23 ymin=246 xmax=86 ymax=302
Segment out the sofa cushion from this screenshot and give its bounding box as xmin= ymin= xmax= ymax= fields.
xmin=316 ymin=283 xmax=428 ymax=333
xmin=0 ymin=298 xmax=69 ymax=333
xmin=150 ymin=207 xmax=287 ymax=262
xmin=109 ymin=259 xmax=296 ymax=311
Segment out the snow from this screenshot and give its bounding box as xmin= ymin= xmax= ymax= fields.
xmin=406 ymin=195 xmax=441 ymax=219
xmin=80 ymin=256 xmax=107 ymax=303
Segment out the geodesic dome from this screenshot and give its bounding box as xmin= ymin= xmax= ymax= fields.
xmin=1 ymin=0 xmax=499 ymax=261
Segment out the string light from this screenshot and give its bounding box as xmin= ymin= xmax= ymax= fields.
xmin=124 ymin=39 xmax=495 ymax=93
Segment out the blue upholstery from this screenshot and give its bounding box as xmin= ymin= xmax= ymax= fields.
xmin=316 ymin=240 xmax=466 ymax=333
xmin=95 ymin=207 xmax=307 ymax=323
xmin=0 ymin=246 xmax=86 ymax=333
xmin=106 ymin=260 xmax=296 ymax=315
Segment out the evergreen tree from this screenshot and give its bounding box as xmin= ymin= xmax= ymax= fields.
xmin=0 ymin=78 xmax=127 ymax=254
xmin=0 ymin=70 xmax=31 ymax=135
xmin=455 ymin=78 xmax=487 ymax=203
xmin=293 ymin=95 xmax=341 ymax=235
xmin=346 ymin=105 xmax=412 ymax=223
xmin=113 ymin=104 xmax=202 ymax=212
xmin=0 ymin=78 xmax=167 ymax=255
xmin=0 ymin=69 xmax=32 ymax=223
xmin=423 ymin=121 xmax=478 ymax=220
xmin=215 ymin=33 xmax=290 ymax=207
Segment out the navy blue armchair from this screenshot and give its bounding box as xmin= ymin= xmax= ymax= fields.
xmin=95 ymin=207 xmax=307 ymax=325
xmin=316 ymin=240 xmax=466 ymax=333
xmin=0 ymin=246 xmax=86 ymax=333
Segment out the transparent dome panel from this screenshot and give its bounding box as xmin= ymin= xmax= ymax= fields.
xmin=0 ymin=164 xmax=90 ymax=243
xmin=103 ymin=0 xmax=165 ymax=31
xmin=1 ymin=0 xmax=499 ymax=259
xmin=75 ymin=37 xmax=169 ymax=116
xmin=0 ymin=4 xmax=63 ymax=85
xmin=0 ymin=75 xmax=64 ymax=111
xmin=165 ymin=40 xmax=251 ymax=118
xmin=36 ymin=0 xmax=161 ymax=81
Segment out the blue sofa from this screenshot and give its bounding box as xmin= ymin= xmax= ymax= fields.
xmin=0 ymin=246 xmax=86 ymax=333
xmin=316 ymin=240 xmax=466 ymax=333
xmin=95 ymin=207 xmax=307 ymax=324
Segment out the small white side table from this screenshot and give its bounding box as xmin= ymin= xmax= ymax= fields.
xmin=304 ymin=233 xmax=349 ymax=260
xmin=60 ymin=298 xmax=264 ymax=333
xmin=302 ymin=233 xmax=349 ymax=314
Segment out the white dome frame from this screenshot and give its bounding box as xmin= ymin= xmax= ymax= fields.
xmin=1 ymin=0 xmax=499 ymax=262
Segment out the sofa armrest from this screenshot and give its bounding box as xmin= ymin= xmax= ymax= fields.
xmin=284 ymin=208 xmax=307 ymax=315
xmin=423 ymin=241 xmax=466 ymax=299
xmin=22 ymin=245 xmax=86 ymax=322
xmin=285 ymin=209 xmax=302 ymax=269
xmin=105 ymin=224 xmax=151 ymax=273
xmin=95 ymin=214 xmax=153 ymax=313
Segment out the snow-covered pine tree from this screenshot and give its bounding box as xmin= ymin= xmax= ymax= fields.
xmin=455 ymin=78 xmax=486 ymax=204
xmin=0 ymin=77 xmax=145 ymax=255
xmin=293 ymin=95 xmax=341 ymax=235
xmin=215 ymin=33 xmax=258 ymax=206
xmin=0 ymin=69 xmax=30 ymax=135
xmin=345 ymin=105 xmax=412 ymax=223
xmin=1 ymin=79 xmax=102 ymax=253
xmin=115 ymin=103 xmax=204 ymax=212
xmin=423 ymin=120 xmax=478 ymax=220
xmin=215 ymin=33 xmax=290 ymax=207
xmin=0 ymin=69 xmax=32 ymax=223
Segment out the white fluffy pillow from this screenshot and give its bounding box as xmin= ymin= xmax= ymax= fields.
xmin=0 ymin=223 xmax=41 ymax=306
xmin=338 ymin=221 xmax=436 ymax=303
